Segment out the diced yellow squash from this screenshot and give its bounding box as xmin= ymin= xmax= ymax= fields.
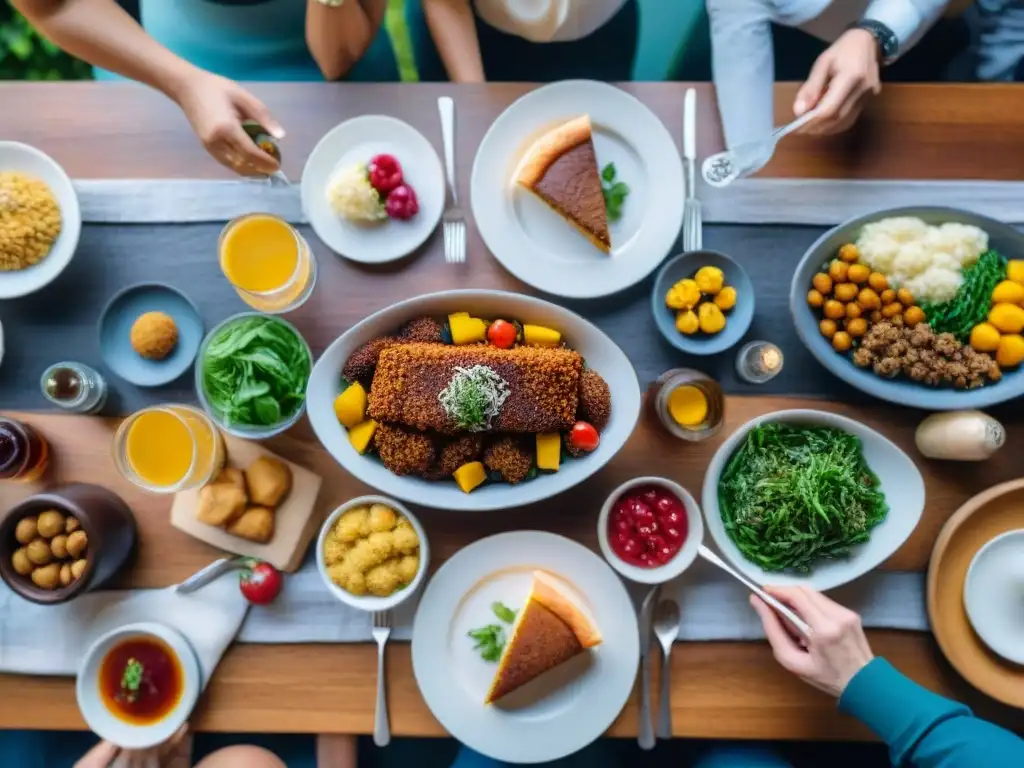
xmin=453 ymin=461 xmax=487 ymax=493
xmin=1007 ymin=260 xmax=1024 ymax=286
xmin=348 ymin=419 xmax=378 ymax=454
xmin=333 ymin=382 xmax=367 ymax=428
xmin=450 ymin=315 xmax=488 ymax=345
xmin=536 ymin=433 xmax=561 ymax=472
xmin=523 ymin=324 xmax=561 ymax=347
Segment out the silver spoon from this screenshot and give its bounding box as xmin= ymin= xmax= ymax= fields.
xmin=653 ymin=598 xmax=681 ymax=740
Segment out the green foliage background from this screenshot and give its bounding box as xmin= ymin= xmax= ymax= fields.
xmin=0 ymin=1 xmax=92 ymax=80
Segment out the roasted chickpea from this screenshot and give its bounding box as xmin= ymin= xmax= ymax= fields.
xmin=838 ymin=243 xmax=859 ymax=263
xmin=868 ymin=273 xmax=888 ymax=292
xmin=897 ymin=288 xmax=914 ymax=307
xmin=37 ymin=510 xmax=64 ymax=539
xmin=65 ymin=517 xmax=81 ymax=534
xmin=882 ymin=302 xmax=904 ymax=318
xmin=26 ymin=539 xmax=52 ymax=566
xmin=31 ymin=564 xmax=60 ymax=590
xmin=807 ymin=289 xmax=825 ymax=308
xmin=819 ymin=319 xmax=838 ymax=339
xmin=71 ymin=559 xmax=88 ymax=580
xmin=828 ymin=260 xmax=850 ymax=283
xmin=832 ymin=331 xmax=853 ymax=353
xmin=904 ymin=306 xmax=926 ymax=327
xmin=59 ymin=564 xmax=72 ymax=587
xmin=857 ymin=288 xmax=881 ymax=310
xmin=834 ymin=283 xmax=859 ymax=302
xmin=847 ymin=318 xmax=868 ymax=337
xmin=11 ymin=548 xmax=32 ymax=576
xmin=812 ymin=273 xmax=833 ymax=295
xmin=880 ymin=289 xmax=897 ymax=305
xmin=66 ymin=530 xmax=88 ymax=559
xmin=15 ymin=517 xmax=38 ymax=546
xmin=846 ymin=302 xmax=862 ymax=319
xmin=847 ymin=264 xmax=871 ymax=284
xmin=823 ymin=300 xmax=846 ymax=320
xmin=50 ymin=534 xmax=68 ymax=560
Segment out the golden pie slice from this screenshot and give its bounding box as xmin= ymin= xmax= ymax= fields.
xmin=515 ymin=115 xmax=611 ymax=254
xmin=485 ymin=571 xmax=602 ymax=704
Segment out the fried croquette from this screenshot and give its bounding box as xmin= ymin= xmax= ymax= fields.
xmin=214 ymin=467 xmax=247 ymax=494
xmin=483 ymin=436 xmax=533 ymax=485
xmin=323 ymin=535 xmax=349 ymax=566
xmin=368 ymin=503 xmax=398 ymax=532
xmin=347 ymin=538 xmax=387 ymax=573
xmin=130 ymin=311 xmax=179 ymax=360
xmin=342 ymin=336 xmax=395 ymax=385
xmin=368 ymin=343 xmax=582 ymax=434
xmin=328 ymin=562 xmax=367 ymax=596
xmin=374 ymin=422 xmax=436 ymax=476
xmin=196 ymin=483 xmax=247 ymax=527
xmin=397 ymin=316 xmax=444 ymax=343
xmin=226 ymin=506 xmax=275 ymax=543
xmin=366 ymin=563 xmax=403 ymax=596
xmin=335 ymin=506 xmax=371 ymax=542
xmin=577 ymin=369 xmax=611 ymax=431
xmin=391 ymin=524 xmax=420 ymax=555
xmin=424 ymin=434 xmax=483 ymax=479
xmin=245 ymin=456 xmax=292 ymax=507
xmin=323 ymin=502 xmax=420 ymax=597
xmin=397 ymin=554 xmax=419 ymax=583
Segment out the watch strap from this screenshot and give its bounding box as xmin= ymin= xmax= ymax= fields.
xmin=852 ymin=19 xmax=899 ymax=66
xmin=315 ymin=0 xmax=346 ymax=7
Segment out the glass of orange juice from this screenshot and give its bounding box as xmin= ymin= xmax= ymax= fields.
xmin=219 ymin=213 xmax=317 ymax=314
xmin=113 ymin=404 xmax=225 ymax=494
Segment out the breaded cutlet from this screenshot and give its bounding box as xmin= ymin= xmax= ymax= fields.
xmin=367 ymin=342 xmax=582 ymax=434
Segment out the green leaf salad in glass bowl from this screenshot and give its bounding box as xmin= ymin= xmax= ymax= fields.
xmin=196 ymin=313 xmax=312 ymax=439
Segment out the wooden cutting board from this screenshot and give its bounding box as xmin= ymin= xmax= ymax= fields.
xmin=170 ymin=435 xmax=324 ymax=572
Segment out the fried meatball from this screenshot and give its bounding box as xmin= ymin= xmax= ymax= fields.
xmin=397 ymin=316 xmax=444 ymax=344
xmin=366 ymin=563 xmax=402 ymax=597
xmin=483 ymin=436 xmax=533 ymax=485
xmin=342 ymin=336 xmax=395 ymax=385
xmin=577 ymin=369 xmax=611 ymax=431
xmin=424 ymin=434 xmax=483 ymax=480
xmin=130 ymin=311 xmax=179 ymax=360
xmin=334 ymin=507 xmax=370 ymax=542
xmin=368 ymin=503 xmax=398 ymax=532
xmin=374 ymin=423 xmax=436 ymax=476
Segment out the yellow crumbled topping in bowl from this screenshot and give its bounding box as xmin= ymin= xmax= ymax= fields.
xmin=0 ymin=172 xmax=62 ymax=271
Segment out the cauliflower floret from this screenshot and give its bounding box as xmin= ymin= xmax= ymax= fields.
xmin=368 ymin=504 xmax=398 ymax=532
xmin=397 ymin=554 xmax=419 ymax=584
xmin=323 ymin=532 xmax=349 ymax=566
xmin=327 ymin=563 xmax=367 ymax=596
xmin=334 ymin=507 xmax=370 ymax=542
xmin=392 ymin=525 xmax=419 ymax=555
xmin=347 ymin=534 xmax=392 ymax=572
xmin=366 ymin=563 xmax=402 ymax=597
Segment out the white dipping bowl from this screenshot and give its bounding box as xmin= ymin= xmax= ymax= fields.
xmin=598 ymin=477 xmax=703 ymax=585
xmin=964 ymin=529 xmax=1024 ymax=666
xmin=702 ymin=409 xmax=925 ymax=592
xmin=316 ymin=495 xmax=430 ymax=612
xmin=76 ymin=623 xmax=200 ymax=750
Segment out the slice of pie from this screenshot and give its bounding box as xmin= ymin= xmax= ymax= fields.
xmin=514 ymin=115 xmax=611 ymax=254
xmin=485 ymin=571 xmax=603 ymax=704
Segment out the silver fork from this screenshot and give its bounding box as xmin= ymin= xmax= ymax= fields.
xmin=372 ymin=610 xmax=392 ymax=747
xmin=438 ymin=96 xmax=466 ymax=264
xmin=682 ymin=88 xmax=702 ymax=252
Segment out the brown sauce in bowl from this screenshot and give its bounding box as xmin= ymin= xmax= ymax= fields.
xmin=99 ymin=636 xmax=183 ymax=725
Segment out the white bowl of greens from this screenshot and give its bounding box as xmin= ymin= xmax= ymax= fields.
xmin=196 ymin=313 xmax=312 ymax=439
xmin=701 ymin=409 xmax=925 ymax=591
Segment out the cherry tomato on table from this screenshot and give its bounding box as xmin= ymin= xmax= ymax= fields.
xmin=568 ymin=421 xmax=600 ymax=453
xmin=487 ymin=319 xmax=518 ymax=349
xmin=367 ymin=154 xmax=403 ymax=196
xmin=238 ymin=558 xmax=283 ymax=605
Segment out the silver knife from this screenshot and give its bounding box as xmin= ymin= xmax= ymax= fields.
xmin=175 ymin=558 xmax=239 ymax=594
xmin=682 ymin=88 xmax=703 ymax=252
xmin=637 ymin=585 xmax=662 ymax=750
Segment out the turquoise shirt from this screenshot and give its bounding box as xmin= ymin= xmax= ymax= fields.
xmin=840 ymin=658 xmax=1024 ymax=767
xmin=96 ymin=0 xmax=397 ymax=82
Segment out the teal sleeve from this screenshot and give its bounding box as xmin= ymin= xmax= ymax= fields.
xmin=838 ymin=658 xmax=1024 ymax=768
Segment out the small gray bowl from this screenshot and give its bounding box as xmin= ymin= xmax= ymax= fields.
xmin=651 ymin=250 xmax=755 ymax=355
xmin=789 ymin=206 xmax=1024 ymax=410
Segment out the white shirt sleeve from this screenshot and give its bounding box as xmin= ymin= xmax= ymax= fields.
xmin=863 ymin=0 xmax=951 ymax=55
xmin=707 ymin=0 xmax=776 ymax=149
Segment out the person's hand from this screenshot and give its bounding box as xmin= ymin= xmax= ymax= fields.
xmin=173 ymin=69 xmax=285 ymax=177
xmin=751 ymin=586 xmax=874 ymax=697
xmin=74 ymin=724 xmax=191 ymax=768
xmin=793 ymin=28 xmax=882 ymax=135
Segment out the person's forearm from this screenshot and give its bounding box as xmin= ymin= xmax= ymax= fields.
xmin=423 ymin=0 xmax=485 ymax=83
xmin=12 ymin=0 xmax=195 ymax=100
xmin=863 ymin=0 xmax=949 ymax=57
xmin=305 ymin=0 xmax=386 ymax=81
xmin=839 ymin=658 xmax=1024 ymax=767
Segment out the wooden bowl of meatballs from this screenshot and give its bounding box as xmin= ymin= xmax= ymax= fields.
xmin=0 ymin=483 xmax=137 ymax=604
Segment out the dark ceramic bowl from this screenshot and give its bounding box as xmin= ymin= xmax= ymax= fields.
xmin=0 ymin=483 xmax=137 ymax=605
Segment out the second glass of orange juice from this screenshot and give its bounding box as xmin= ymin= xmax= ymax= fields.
xmin=113 ymin=405 xmax=225 ymax=494
xmin=219 ymin=213 xmax=317 ymax=314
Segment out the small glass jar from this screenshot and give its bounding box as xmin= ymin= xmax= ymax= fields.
xmin=0 ymin=418 xmax=50 ymax=482
xmin=648 ymin=369 xmax=725 ymax=441
xmin=41 ymin=362 xmax=107 ymax=414
xmin=735 ymin=341 xmax=784 ymax=384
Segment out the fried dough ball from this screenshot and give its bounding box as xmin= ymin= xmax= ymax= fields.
xmin=483 ymin=436 xmax=533 ymax=485
xmin=130 ymin=311 xmax=179 ymax=360
xmin=397 ymin=316 xmax=444 ymax=344
xmin=213 ymin=467 xmax=247 ymax=494
xmin=226 ymin=506 xmax=275 ymax=543
xmin=37 ymin=510 xmax=65 ymax=539
xmin=66 ymin=530 xmax=88 ymax=558
xmin=397 ymin=555 xmax=419 ymax=583
xmin=347 ymin=537 xmax=390 ymax=573
xmin=195 ymin=483 xmax=247 ymax=527
xmin=392 ymin=525 xmax=420 ymax=555
xmin=59 ymin=563 xmax=73 ymax=587
xmin=366 ymin=564 xmax=402 ymax=597
xmin=71 ymin=559 xmax=88 ymax=580
xmin=245 ymin=456 xmax=292 ymax=507
xmin=15 ymin=517 xmax=38 ymax=546
xmin=328 ymin=562 xmax=367 ymax=595
xmin=323 ymin=533 xmax=350 ymax=566
xmin=368 ymin=504 xmax=398 ymax=532
xmin=26 ymin=539 xmax=52 ymax=566
xmin=50 ymin=534 xmax=69 ymax=559
xmin=425 ymin=434 xmax=483 ymax=480
xmin=65 ymin=517 xmax=81 ymax=534
xmin=31 ymin=563 xmax=60 ymax=590
xmin=334 ymin=507 xmax=370 ymax=542
xmin=374 ymin=423 xmax=436 ymax=477
xmin=11 ymin=548 xmax=32 ymax=576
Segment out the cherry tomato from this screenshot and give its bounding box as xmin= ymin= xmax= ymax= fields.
xmin=487 ymin=319 xmax=517 ymax=349
xmin=367 ymin=154 xmax=403 ymax=196
xmin=568 ymin=421 xmax=600 ymax=453
xmin=238 ymin=559 xmax=283 ymax=605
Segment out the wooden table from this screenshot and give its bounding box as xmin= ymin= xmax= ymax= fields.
xmin=2 ymin=82 xmax=1023 ymax=740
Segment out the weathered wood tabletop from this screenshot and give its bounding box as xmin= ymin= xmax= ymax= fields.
xmin=1 ymin=82 xmax=1023 ymax=740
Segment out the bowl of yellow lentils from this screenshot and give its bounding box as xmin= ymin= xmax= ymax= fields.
xmin=652 ymin=250 xmax=754 ymax=355
xmin=0 ymin=142 xmax=80 ymax=299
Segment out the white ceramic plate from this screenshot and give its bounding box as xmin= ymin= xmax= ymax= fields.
xmin=964 ymin=529 xmax=1024 ymax=665
xmin=471 ymin=80 xmax=684 ymax=298
xmin=76 ymin=622 xmax=201 ymax=750
xmin=411 ymin=531 xmax=639 ymax=764
xmin=306 ymin=289 xmax=641 ymax=511
xmin=702 ymin=410 xmax=926 ymax=592
xmin=301 ymin=116 xmax=444 ymax=264
xmin=0 ymin=141 xmax=81 ymax=298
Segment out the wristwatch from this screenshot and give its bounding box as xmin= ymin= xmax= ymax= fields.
xmin=315 ymin=0 xmax=345 ymax=6
xmin=852 ymin=19 xmax=899 ymax=66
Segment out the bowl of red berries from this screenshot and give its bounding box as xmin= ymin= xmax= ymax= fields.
xmin=597 ymin=477 xmax=703 ymax=584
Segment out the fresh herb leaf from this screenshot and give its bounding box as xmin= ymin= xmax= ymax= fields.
xmin=600 ymin=165 xmax=630 ymax=222
xmin=468 ymin=624 xmax=506 ymax=663
xmin=120 ymin=658 xmax=143 ymax=703
xmin=921 ymin=250 xmax=1006 ymax=342
xmin=491 ymin=601 xmax=517 ymax=624
xmin=601 ymin=162 xmax=617 ymax=183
